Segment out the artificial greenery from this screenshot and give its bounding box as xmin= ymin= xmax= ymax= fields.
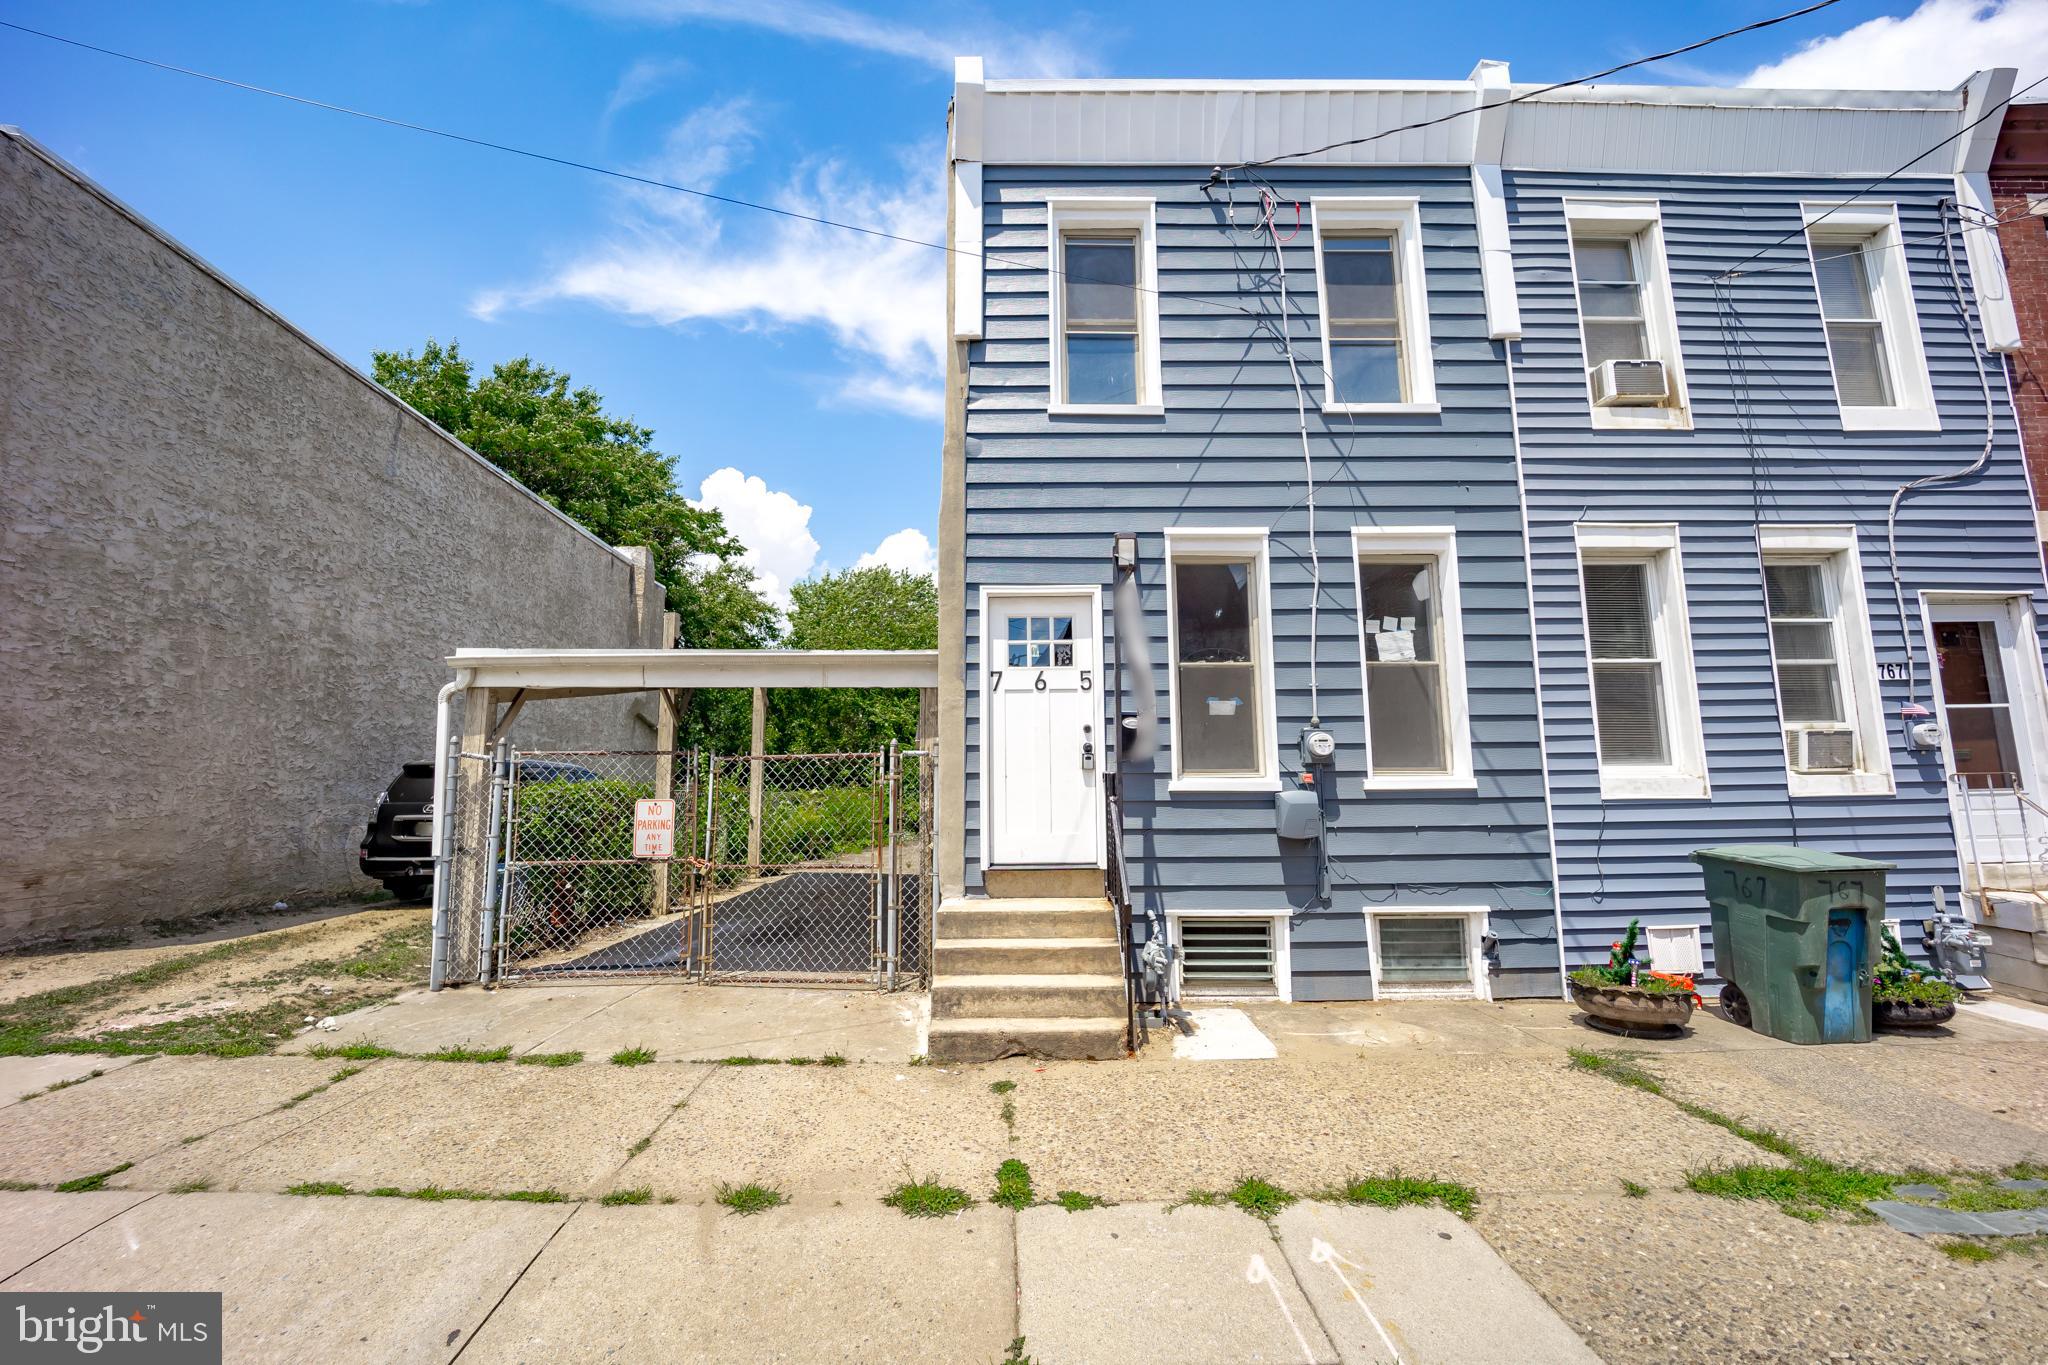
xmin=1873 ymin=926 xmax=1961 ymax=1006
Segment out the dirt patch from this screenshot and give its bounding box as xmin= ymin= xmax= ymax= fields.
xmin=0 ymin=905 xmax=432 ymax=1057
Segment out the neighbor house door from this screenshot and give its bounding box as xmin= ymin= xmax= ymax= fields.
xmin=1929 ymin=598 xmax=2048 ymax=869
xmin=985 ymin=590 xmax=1103 ymax=867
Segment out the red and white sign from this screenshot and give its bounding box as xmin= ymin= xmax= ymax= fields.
xmin=631 ymin=799 xmax=676 ymax=859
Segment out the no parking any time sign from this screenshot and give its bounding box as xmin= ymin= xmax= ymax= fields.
xmin=631 ymin=799 xmax=676 ymax=859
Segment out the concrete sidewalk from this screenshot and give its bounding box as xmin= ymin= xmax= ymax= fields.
xmin=0 ymin=1190 xmax=1590 ymax=1364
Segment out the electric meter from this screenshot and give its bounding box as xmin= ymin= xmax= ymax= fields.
xmin=1299 ymin=726 xmax=1337 ymax=766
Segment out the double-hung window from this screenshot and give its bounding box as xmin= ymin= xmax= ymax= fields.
xmin=1047 ymin=199 xmax=1163 ymax=415
xmin=1802 ymin=205 xmax=1937 ymax=431
xmin=1353 ymin=527 xmax=1473 ymax=790
xmin=1165 ymin=528 xmax=1278 ymax=792
xmin=1758 ymin=525 xmax=1892 ymax=796
xmin=1576 ymin=524 xmax=1707 ymax=799
xmin=1311 ymin=199 xmax=1436 ymax=413
xmin=1564 ymin=201 xmax=1689 ymax=430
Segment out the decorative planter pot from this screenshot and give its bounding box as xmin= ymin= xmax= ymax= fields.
xmin=1873 ymin=996 xmax=1957 ymax=1030
xmin=1569 ymin=979 xmax=1695 ymax=1038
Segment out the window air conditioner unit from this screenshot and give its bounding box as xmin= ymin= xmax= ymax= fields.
xmin=1787 ymin=726 xmax=1857 ymax=774
xmin=1589 ymin=358 xmax=1671 ymax=407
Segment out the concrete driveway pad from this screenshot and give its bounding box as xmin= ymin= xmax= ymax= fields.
xmin=0 ymin=1191 xmax=156 ymax=1278
xmin=276 ymin=983 xmax=639 ymax=1057
xmin=1009 ymin=1057 xmax=1767 ymax=1202
xmin=0 ymin=1056 xmax=355 ymax=1186
xmin=116 ymin=1059 xmax=698 ymax=1197
xmin=1017 ymin=1203 xmax=1337 ymax=1365
xmin=1273 ymin=1201 xmax=1597 ymax=1364
xmin=460 ymin=1201 xmax=1014 ymax=1364
xmin=6 ymin=1190 xmax=569 ymax=1364
xmin=617 ymin=1063 xmax=1007 ymax=1201
xmin=0 ymin=1053 xmax=143 ymax=1105
xmin=532 ymin=982 xmax=925 ymax=1063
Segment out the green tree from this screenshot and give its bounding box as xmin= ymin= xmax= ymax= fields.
xmin=772 ymin=566 xmax=938 ymax=752
xmin=371 ymin=339 xmax=776 ymax=647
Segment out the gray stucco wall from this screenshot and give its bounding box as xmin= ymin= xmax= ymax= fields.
xmin=962 ymin=165 xmax=1559 ymax=1001
xmin=0 ymin=130 xmax=664 ymax=944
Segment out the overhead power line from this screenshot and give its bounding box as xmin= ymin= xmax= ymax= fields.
xmin=1227 ymin=0 xmax=1844 ymax=170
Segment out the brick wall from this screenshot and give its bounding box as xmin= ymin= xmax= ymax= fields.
xmin=1992 ymin=179 xmax=2048 ymax=543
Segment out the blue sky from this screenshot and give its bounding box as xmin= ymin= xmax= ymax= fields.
xmin=6 ymin=1 xmax=2044 ymax=604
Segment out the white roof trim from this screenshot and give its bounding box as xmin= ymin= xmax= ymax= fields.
xmin=448 ymin=648 xmax=941 ymax=694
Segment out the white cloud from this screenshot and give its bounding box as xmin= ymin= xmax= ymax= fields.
xmin=689 ymin=466 xmax=820 ymax=610
xmin=581 ymin=0 xmax=1095 ymax=77
xmin=855 ymin=528 xmax=936 ymax=576
xmin=600 ymin=55 xmax=694 ymax=133
xmin=1741 ymin=0 xmax=2048 ymax=90
xmin=473 ymin=115 xmax=944 ymax=422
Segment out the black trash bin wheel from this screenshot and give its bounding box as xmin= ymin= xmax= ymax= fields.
xmin=1719 ymin=980 xmax=1752 ymax=1029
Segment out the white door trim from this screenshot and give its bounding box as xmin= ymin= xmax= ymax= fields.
xmin=1922 ymin=591 xmax=2048 ymax=886
xmin=978 ymin=584 xmax=1107 ymax=871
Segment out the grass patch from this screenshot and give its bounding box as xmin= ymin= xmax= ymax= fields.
xmin=1940 ymin=1234 xmax=2048 ymax=1263
xmin=285 ymin=1181 xmax=353 ymax=1197
xmin=610 ymin=1047 xmax=657 ymax=1067
xmin=21 ymin=1068 xmax=106 ymax=1100
xmin=329 ymin=1065 xmax=365 ymax=1083
xmin=628 ymin=1136 xmax=652 ymax=1158
xmin=784 ymin=1056 xmax=817 ymax=1066
xmin=169 ymin=1179 xmax=212 ymax=1194
xmin=498 ymin=1189 xmax=569 ymax=1203
xmin=989 ymin=1080 xmax=1016 ymax=1095
xmin=819 ymin=1054 xmax=848 ymax=1067
xmin=600 ymin=1187 xmax=653 ymax=1207
xmin=1000 ymin=1337 xmax=1034 ymax=1365
xmin=515 ymin=1050 xmax=584 ymax=1067
xmin=419 ymin=1045 xmax=513 ymax=1064
xmin=1053 ymin=1190 xmax=1109 ymax=1212
xmin=1565 ymin=1047 xmax=1665 ymax=1096
xmin=1673 ymin=1101 xmax=1801 ymax=1159
xmin=884 ymin=1177 xmax=974 ymax=1218
xmin=1933 ymin=1181 xmax=2048 ymax=1214
xmin=0 ymin=1179 xmax=40 ymax=1192
xmin=383 ymin=1185 xmax=491 ymax=1202
xmin=1172 ymin=1189 xmax=1225 ymax=1210
xmin=55 ymin=1164 xmax=132 ymax=1193
xmin=1226 ymin=1177 xmax=1298 ymax=1220
xmin=1621 ymin=1179 xmax=1650 ymax=1199
xmin=715 ymin=1182 xmax=788 ymax=1216
xmin=992 ymin=1159 xmax=1035 ymax=1211
xmin=714 ymin=1054 xmax=774 ymax=1066
xmin=306 ymin=1041 xmax=399 ymax=1060
xmin=1323 ymin=1174 xmax=1477 ymax=1220
xmin=1685 ymin=1162 xmax=1898 ymax=1218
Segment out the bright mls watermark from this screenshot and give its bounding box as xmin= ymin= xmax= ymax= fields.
xmin=5 ymin=1294 xmax=220 ymax=1362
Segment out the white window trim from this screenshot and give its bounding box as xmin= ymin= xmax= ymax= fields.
xmin=1164 ymin=527 xmax=1281 ymax=794
xmin=1801 ymin=202 xmax=1939 ymax=433
xmin=1563 ymin=199 xmax=1692 ymax=432
xmin=1351 ymin=526 xmax=1474 ymax=791
xmin=1757 ymin=525 xmax=1895 ymax=799
xmin=1362 ymin=906 xmax=1492 ymax=1002
xmin=1576 ymin=523 xmax=1710 ymax=801
xmin=1309 ymin=197 xmax=1439 ymax=415
xmin=1165 ymin=909 xmax=1293 ymax=1003
xmin=1046 ymin=197 xmax=1165 ymax=417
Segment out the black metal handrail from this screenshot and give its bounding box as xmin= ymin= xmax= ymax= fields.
xmin=1105 ymin=779 xmax=1139 ymax=1052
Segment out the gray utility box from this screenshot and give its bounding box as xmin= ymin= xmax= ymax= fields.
xmin=1274 ymin=788 xmax=1323 ymax=840
xmin=1692 ymin=844 xmax=1891 ymax=1046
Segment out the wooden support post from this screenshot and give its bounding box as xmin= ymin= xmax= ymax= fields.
xmin=747 ymin=685 xmax=767 ymax=869
xmin=917 ymin=687 xmax=937 ymax=752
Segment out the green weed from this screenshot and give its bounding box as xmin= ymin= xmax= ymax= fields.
xmin=285 ymin=1181 xmax=353 ymax=1197
xmin=55 ymin=1164 xmax=132 ymax=1193
xmin=1053 ymin=1191 xmax=1108 ymax=1212
xmin=600 ymin=1187 xmax=653 ymax=1207
xmin=1324 ymin=1174 xmax=1477 ymax=1220
xmin=1226 ymin=1177 xmax=1298 ymax=1220
xmin=515 ymin=1051 xmax=584 ymax=1068
xmin=992 ymin=1159 xmax=1035 ymax=1211
xmin=715 ymin=1182 xmax=788 ymax=1216
xmin=419 ymin=1045 xmax=512 ymax=1064
xmin=884 ymin=1178 xmax=974 ymax=1218
xmin=611 ymin=1048 xmax=658 ymax=1067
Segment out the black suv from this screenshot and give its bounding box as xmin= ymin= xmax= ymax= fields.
xmin=359 ymin=760 xmax=602 ymax=901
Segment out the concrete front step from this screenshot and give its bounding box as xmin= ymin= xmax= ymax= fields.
xmin=931 ymin=973 xmax=1127 ymax=1020
xmin=984 ymin=867 xmax=1104 ymax=899
xmin=935 ymin=937 xmax=1122 ymax=976
xmin=936 ymin=897 xmax=1116 ymax=941
xmin=927 ymin=1015 xmax=1126 ymax=1063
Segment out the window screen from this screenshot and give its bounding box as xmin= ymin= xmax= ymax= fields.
xmin=1375 ymin=915 xmax=1472 ymax=990
xmin=1324 ymin=234 xmax=1403 ymax=404
xmin=1571 ymin=234 xmax=1651 ymax=369
xmin=1764 ymin=562 xmax=1844 ymax=727
xmin=1173 ymin=559 xmax=1262 ymax=776
xmin=1583 ymin=559 xmax=1670 ymax=766
xmin=1063 ymin=234 xmax=1140 ymax=405
xmin=1359 ymin=556 xmax=1446 ymax=772
xmin=1809 ymin=236 xmax=1894 ymax=408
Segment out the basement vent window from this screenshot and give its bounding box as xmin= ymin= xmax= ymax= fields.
xmin=1178 ymin=918 xmax=1277 ymax=996
xmin=1645 ymin=924 xmax=1704 ymax=975
xmin=1365 ymin=908 xmax=1491 ymax=1001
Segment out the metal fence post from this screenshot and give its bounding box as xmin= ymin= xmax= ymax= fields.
xmin=478 ymin=739 xmax=510 ymax=987
xmin=885 ymin=741 xmax=901 ymax=991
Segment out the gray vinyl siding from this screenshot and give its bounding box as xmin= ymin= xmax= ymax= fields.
xmin=964 ymin=165 xmax=1558 ymax=1000
xmin=1503 ymin=168 xmax=2048 ymax=973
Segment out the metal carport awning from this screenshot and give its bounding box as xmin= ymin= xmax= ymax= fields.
xmin=445 ymin=647 xmax=941 ymax=696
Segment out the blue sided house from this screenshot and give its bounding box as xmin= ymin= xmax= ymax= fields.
xmin=928 ymin=58 xmax=2043 ymax=1060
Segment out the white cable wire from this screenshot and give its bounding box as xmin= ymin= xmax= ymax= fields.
xmin=1262 ymin=191 xmax=1321 ymax=725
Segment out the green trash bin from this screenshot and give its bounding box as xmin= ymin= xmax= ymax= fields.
xmin=1691 ymin=845 xmax=1892 ymax=1045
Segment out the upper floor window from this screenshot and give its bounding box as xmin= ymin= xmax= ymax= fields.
xmin=1165 ymin=528 xmax=1279 ymax=793
xmin=1047 ymin=198 xmax=1163 ymax=416
xmin=1802 ymin=204 xmax=1937 ymax=432
xmin=1758 ymin=525 xmax=1893 ymax=798
xmin=1576 ymin=523 xmax=1708 ymax=800
xmin=1564 ymin=200 xmax=1690 ymax=431
xmin=1353 ymin=527 xmax=1474 ymax=791
xmin=1311 ymin=198 xmax=1437 ymax=414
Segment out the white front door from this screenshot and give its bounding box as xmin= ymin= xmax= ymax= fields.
xmin=1929 ymin=598 xmax=2047 ymax=869
xmin=986 ymin=591 xmax=1102 ymax=867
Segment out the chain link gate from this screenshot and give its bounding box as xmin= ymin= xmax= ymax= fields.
xmin=492 ymin=750 xmax=701 ymax=982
